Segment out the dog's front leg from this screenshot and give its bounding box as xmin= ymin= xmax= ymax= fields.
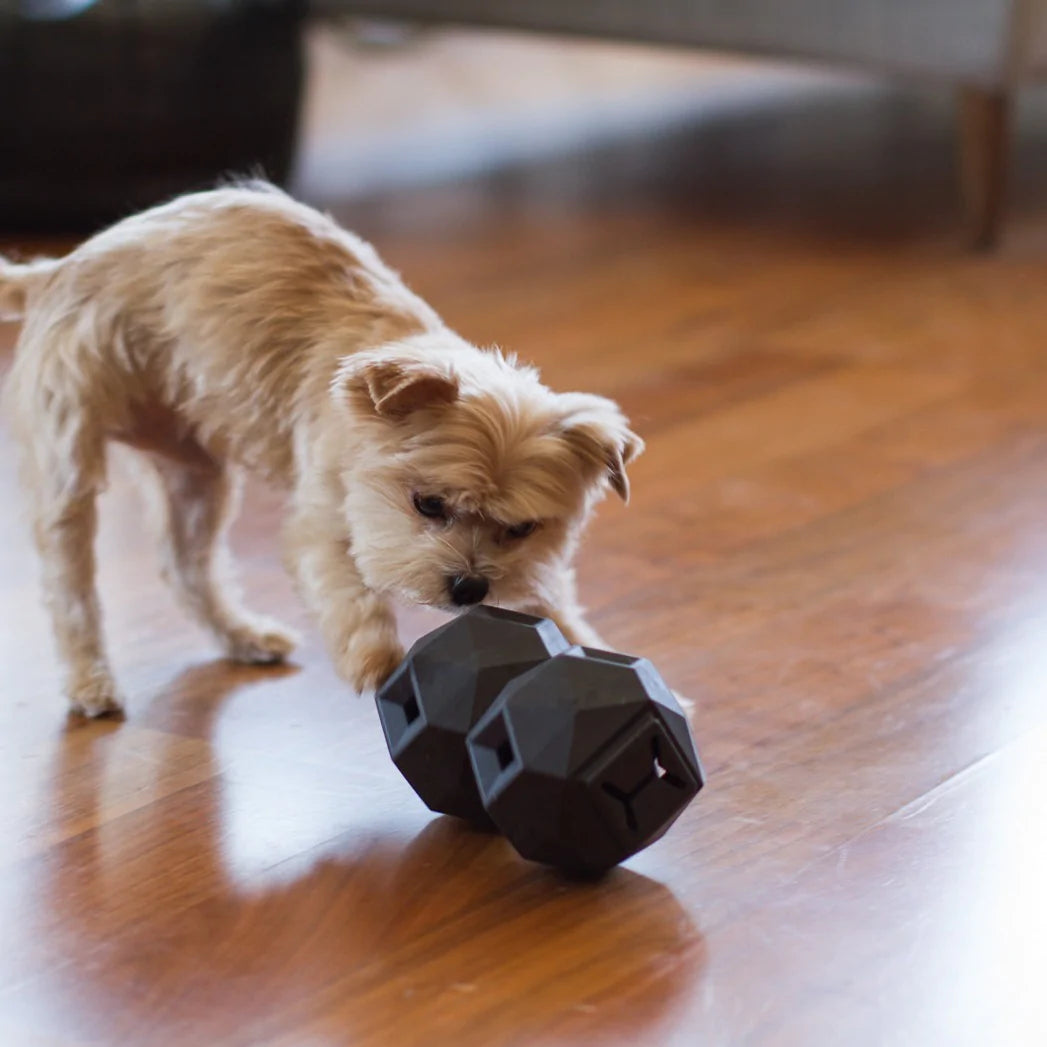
xmin=518 ymin=569 xmax=694 ymax=710
xmin=545 ymin=604 xmax=606 ymax=650
xmin=285 ymin=501 xmax=403 ymax=694
xmin=514 ymin=566 xmax=607 ymax=650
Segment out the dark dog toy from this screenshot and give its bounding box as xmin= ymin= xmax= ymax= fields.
xmin=376 ymin=607 xmax=703 ymax=874
xmin=468 ymin=647 xmax=702 ymax=876
xmin=375 ymin=606 xmax=570 ymax=825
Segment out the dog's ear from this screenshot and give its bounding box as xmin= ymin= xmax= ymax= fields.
xmin=557 ymin=393 xmax=644 ymax=503
xmin=335 ymin=349 xmax=459 ymax=420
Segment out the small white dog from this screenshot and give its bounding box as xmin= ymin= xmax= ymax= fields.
xmin=0 ymin=182 xmax=642 ymax=718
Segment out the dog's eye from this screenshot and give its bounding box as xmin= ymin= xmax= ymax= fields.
xmin=413 ymin=493 xmax=448 ymax=520
xmin=506 ymin=520 xmax=538 ymax=540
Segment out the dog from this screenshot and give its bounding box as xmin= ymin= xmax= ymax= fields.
xmin=0 ymin=182 xmax=642 ymax=718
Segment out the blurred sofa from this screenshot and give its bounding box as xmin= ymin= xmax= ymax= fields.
xmin=0 ymin=0 xmax=305 ymax=231
xmin=321 ymin=0 xmax=1047 ymax=246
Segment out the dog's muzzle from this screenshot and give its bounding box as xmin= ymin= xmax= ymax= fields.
xmin=448 ymin=574 xmax=489 ymax=606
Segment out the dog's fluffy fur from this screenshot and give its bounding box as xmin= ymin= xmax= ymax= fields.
xmin=0 ymin=183 xmax=642 ymax=717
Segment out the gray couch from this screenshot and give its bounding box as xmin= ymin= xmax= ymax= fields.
xmin=321 ymin=0 xmax=1047 ymax=246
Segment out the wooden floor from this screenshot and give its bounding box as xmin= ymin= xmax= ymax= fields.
xmin=2 ymin=84 xmax=1047 ymax=1046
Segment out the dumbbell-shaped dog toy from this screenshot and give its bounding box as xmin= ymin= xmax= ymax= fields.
xmin=376 ymin=606 xmax=703 ymax=876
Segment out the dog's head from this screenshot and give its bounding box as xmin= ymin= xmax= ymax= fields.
xmin=333 ymin=336 xmax=643 ymax=610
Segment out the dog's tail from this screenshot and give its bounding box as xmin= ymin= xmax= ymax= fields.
xmin=0 ymin=255 xmax=59 ymax=320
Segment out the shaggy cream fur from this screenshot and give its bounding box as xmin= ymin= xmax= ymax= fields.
xmin=0 ymin=183 xmax=642 ymax=717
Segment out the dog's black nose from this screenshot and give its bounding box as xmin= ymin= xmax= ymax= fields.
xmin=449 ymin=575 xmax=489 ymax=606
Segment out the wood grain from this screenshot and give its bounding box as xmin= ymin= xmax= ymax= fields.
xmin=2 ymin=84 xmax=1047 ymax=1046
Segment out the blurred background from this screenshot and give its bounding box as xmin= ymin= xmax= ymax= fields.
xmin=4 ymin=0 xmax=1047 ymax=245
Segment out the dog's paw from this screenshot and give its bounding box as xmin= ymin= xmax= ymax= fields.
xmin=343 ymin=636 xmax=405 ymax=695
xmin=67 ymin=667 xmax=125 ymax=719
xmin=223 ymin=619 xmax=299 ymax=665
xmin=672 ymin=690 xmax=695 ymax=711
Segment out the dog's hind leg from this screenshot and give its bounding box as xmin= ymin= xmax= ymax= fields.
xmin=28 ymin=434 xmax=123 ymax=718
xmin=148 ymin=455 xmax=298 ymax=665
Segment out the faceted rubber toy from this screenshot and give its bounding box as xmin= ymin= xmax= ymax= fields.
xmin=375 ymin=606 xmax=571 ymax=824
xmin=466 ymin=648 xmax=703 ymax=875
